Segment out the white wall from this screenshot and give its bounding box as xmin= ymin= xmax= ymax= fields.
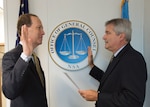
xmin=143 ymin=0 xmax=150 ymax=107
xmin=3 ymin=0 xmax=149 ymax=107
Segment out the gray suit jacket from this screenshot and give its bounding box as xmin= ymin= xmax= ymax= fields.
xmin=90 ymin=43 xmax=147 ymax=107
xmin=2 ymin=44 xmax=48 ymax=107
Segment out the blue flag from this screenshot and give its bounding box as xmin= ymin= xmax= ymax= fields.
xmin=121 ymin=0 xmax=129 ymax=19
xmin=15 ymin=0 xmax=29 ymax=47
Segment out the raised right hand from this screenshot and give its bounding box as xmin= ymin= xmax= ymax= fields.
xmin=21 ymin=25 xmax=34 ymax=56
xmin=88 ymin=47 xmax=94 ymax=68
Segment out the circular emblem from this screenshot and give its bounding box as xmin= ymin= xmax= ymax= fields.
xmin=48 ymin=20 xmax=98 ymax=71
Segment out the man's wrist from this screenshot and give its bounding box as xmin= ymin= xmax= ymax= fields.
xmin=90 ymin=64 xmax=95 ymax=68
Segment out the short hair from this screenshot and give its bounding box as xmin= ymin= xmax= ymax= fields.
xmin=17 ymin=13 xmax=38 ymax=36
xmin=105 ymin=18 xmax=132 ymax=42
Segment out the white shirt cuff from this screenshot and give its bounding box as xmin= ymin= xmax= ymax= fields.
xmin=20 ymin=52 xmax=32 ymax=62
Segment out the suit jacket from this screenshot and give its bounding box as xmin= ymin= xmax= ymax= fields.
xmin=90 ymin=43 xmax=147 ymax=107
xmin=2 ymin=44 xmax=48 ymax=107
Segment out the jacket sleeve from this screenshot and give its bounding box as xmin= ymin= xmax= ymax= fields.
xmin=2 ymin=52 xmax=30 ymax=100
xmin=89 ymin=65 xmax=104 ymax=82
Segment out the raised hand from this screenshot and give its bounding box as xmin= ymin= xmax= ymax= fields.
xmin=88 ymin=47 xmax=94 ymax=68
xmin=21 ymin=25 xmax=34 ymax=56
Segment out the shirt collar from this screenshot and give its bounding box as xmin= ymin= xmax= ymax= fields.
xmin=114 ymin=44 xmax=126 ymax=57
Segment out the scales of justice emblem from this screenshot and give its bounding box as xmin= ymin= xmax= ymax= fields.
xmin=48 ymin=20 xmax=98 ymax=71
xmin=59 ymin=30 xmax=87 ymax=59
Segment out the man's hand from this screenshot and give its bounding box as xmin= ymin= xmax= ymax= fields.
xmin=78 ymin=89 xmax=98 ymax=101
xmin=88 ymin=47 xmax=94 ymax=68
xmin=21 ymin=25 xmax=33 ymax=56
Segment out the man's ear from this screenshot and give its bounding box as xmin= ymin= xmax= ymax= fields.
xmin=119 ymin=33 xmax=126 ymax=40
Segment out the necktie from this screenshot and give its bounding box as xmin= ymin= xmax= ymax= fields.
xmin=110 ymin=55 xmax=114 ymax=63
xmin=32 ymin=52 xmax=44 ymax=87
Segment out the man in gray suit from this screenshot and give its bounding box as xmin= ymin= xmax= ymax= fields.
xmin=79 ymin=18 xmax=147 ymax=107
xmin=2 ymin=13 xmax=48 ymax=107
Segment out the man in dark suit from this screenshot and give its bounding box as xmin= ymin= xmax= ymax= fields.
xmin=79 ymin=18 xmax=147 ymax=107
xmin=2 ymin=14 xmax=48 ymax=107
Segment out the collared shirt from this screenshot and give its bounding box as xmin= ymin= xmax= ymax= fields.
xmin=114 ymin=45 xmax=126 ymax=57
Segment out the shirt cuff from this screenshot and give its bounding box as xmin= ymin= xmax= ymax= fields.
xmin=20 ymin=52 xmax=32 ymax=62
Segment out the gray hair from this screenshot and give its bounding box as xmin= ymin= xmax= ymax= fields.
xmin=105 ymin=18 xmax=132 ymax=42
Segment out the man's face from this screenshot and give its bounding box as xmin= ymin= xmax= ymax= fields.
xmin=102 ymin=24 xmax=121 ymax=53
xmin=28 ymin=16 xmax=45 ymax=47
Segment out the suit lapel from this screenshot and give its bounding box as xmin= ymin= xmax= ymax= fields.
xmin=100 ymin=57 xmax=119 ymax=86
xmin=29 ymin=58 xmax=45 ymax=88
xmin=29 ymin=60 xmax=37 ymax=72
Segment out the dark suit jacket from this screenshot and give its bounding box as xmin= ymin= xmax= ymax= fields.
xmin=2 ymin=44 xmax=48 ymax=107
xmin=90 ymin=43 xmax=147 ymax=107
